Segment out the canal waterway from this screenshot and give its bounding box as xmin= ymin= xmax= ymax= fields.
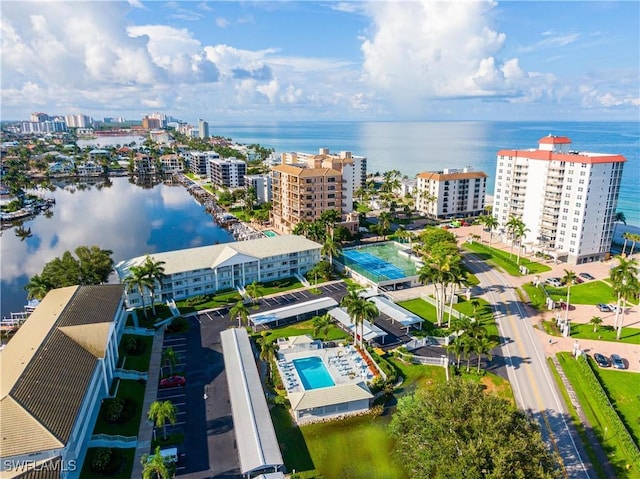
xmin=1 ymin=176 xmax=233 ymax=318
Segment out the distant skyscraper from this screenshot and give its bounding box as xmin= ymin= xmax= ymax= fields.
xmin=198 ymin=119 xmax=209 ymax=139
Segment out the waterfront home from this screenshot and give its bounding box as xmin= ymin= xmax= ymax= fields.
xmin=115 ymin=234 xmax=321 ymax=308
xmin=0 ymin=284 xmax=127 ymax=479
xmin=133 ymin=153 xmax=155 ymax=175
xmin=159 ymin=154 xmax=183 ymax=173
xmin=76 ymin=160 xmax=103 ymax=176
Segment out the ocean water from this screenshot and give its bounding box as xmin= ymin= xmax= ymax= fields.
xmin=209 ymin=121 xmax=639 ymax=226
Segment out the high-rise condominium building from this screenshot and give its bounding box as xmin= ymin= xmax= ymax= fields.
xmin=186 ymin=150 xmax=219 ymax=176
xmin=198 ymin=119 xmax=210 ymax=139
xmin=271 ymin=148 xmax=362 ymax=234
xmin=416 ymin=167 xmax=487 ymax=219
xmin=208 ymin=157 xmax=247 ymax=188
xmin=493 ymin=135 xmax=626 ymax=265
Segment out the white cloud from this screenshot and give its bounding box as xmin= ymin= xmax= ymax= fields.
xmin=216 ymin=17 xmax=230 ymax=28
xmin=359 ymin=0 xmax=530 ymax=110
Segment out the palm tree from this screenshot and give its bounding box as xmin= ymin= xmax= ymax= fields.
xmin=24 ymin=274 xmax=52 ymax=300
xmin=561 ymin=269 xmax=578 ymax=327
xmin=147 ymin=400 xmax=177 ymax=440
xmin=123 ymin=265 xmax=154 ymax=318
xmin=321 ymin=229 xmax=342 ymax=268
xmin=513 ymin=220 xmax=530 ymax=265
xmin=14 ymin=225 xmax=32 ymax=241
xmin=142 ymin=256 xmax=166 ymax=316
xmin=445 ymin=337 xmax=465 ymax=368
xmin=378 ymin=211 xmax=393 ymax=240
xmin=589 ymin=316 xmax=603 ymax=333
xmin=475 ymin=337 xmax=497 ymax=373
xmin=312 ymin=313 xmax=332 ymax=338
xmin=621 ymin=232 xmax=632 ymax=256
xmin=229 ymin=300 xmax=250 ymax=328
xmin=258 ymin=334 xmax=279 ymax=380
xmin=162 ymin=347 xmax=179 ymax=376
xmin=141 ymin=446 xmax=171 ymax=479
xmin=610 ymin=257 xmax=640 ymax=340
xmin=292 ymin=219 xmax=311 ymax=238
xmin=614 ymin=211 xmax=626 ymax=225
xmin=484 ymin=215 xmax=499 ymax=246
xmin=341 ymin=290 xmax=379 ymax=348
xmin=628 ymin=233 xmax=640 ymax=256
xmin=462 ymin=335 xmax=477 ymax=373
xmin=470 ymin=299 xmax=481 ymax=318
xmin=505 ymin=215 xmax=524 ymax=259
xmin=245 ymin=281 xmax=261 ymax=306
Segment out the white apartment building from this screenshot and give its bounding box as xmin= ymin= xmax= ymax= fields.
xmin=185 ymin=150 xmax=220 ymax=176
xmin=245 ymin=174 xmax=272 ymax=203
xmin=493 ymin=135 xmax=626 ymax=264
xmin=115 ymin=235 xmax=321 ymax=307
xmin=208 ymin=157 xmax=247 ymax=188
xmin=198 ymin=119 xmax=210 ymax=139
xmin=416 ymin=167 xmax=487 ymax=219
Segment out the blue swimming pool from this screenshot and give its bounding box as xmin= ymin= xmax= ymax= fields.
xmin=293 ymin=356 xmax=335 ymax=390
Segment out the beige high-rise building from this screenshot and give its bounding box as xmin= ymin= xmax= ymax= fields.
xmin=271 ymin=148 xmax=366 ymax=234
xmin=416 ymin=167 xmax=487 ymax=219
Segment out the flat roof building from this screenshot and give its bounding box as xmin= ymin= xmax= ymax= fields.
xmin=416 ymin=167 xmax=487 ymax=219
xmin=493 ymin=135 xmax=626 ymax=264
xmin=208 ymin=157 xmax=247 ymax=188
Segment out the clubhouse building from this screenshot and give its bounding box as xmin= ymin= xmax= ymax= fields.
xmin=115 ymin=235 xmax=322 ymax=307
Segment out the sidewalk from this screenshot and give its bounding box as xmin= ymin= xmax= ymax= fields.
xmin=130 ymin=328 xmax=165 ymax=479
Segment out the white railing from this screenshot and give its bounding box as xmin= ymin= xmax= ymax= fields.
xmin=115 ymin=369 xmax=148 ymax=380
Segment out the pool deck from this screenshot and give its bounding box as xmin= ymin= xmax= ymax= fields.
xmin=277 ymin=345 xmax=374 ymax=394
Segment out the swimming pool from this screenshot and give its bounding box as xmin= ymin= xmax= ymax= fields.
xmin=263 ymin=230 xmax=278 ymax=237
xmin=293 ymin=356 xmax=335 ymax=390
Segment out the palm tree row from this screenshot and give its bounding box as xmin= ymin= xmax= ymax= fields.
xmin=610 ymin=256 xmax=640 ymax=340
xmin=505 ymin=215 xmax=529 ymax=264
xmin=445 ymin=317 xmax=497 ymax=373
xmin=621 ymin=232 xmax=640 ymax=257
xmin=341 ymin=289 xmax=379 ymax=349
xmin=123 ymin=255 xmax=167 ymax=318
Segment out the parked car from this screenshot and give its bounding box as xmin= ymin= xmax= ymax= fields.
xmin=610 ymin=354 xmax=626 ymax=370
xmin=546 ymin=277 xmax=563 ymax=287
xmin=579 ymin=272 xmax=595 ymax=280
xmin=160 ymin=375 xmax=186 ymax=388
xmin=593 ymin=353 xmax=611 ymax=368
xmin=596 ymin=303 xmax=611 ymax=312
xmin=608 ymin=304 xmax=621 ymax=313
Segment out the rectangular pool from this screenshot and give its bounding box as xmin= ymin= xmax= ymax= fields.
xmin=292 ymin=356 xmax=335 ymax=390
xmin=263 ymin=230 xmax=278 ymax=237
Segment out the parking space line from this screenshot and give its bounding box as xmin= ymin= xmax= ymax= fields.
xmin=157 ymin=393 xmax=185 ymax=399
xmin=216 ymin=310 xmax=224 ymax=317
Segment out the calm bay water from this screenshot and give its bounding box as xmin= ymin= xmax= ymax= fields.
xmin=209 ymin=121 xmax=639 ymax=226
xmin=1 ymin=177 xmax=233 ymax=318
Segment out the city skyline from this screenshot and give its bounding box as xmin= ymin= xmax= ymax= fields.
xmin=1 ymin=1 xmax=639 ymax=123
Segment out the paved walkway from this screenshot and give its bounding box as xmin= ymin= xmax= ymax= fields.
xmin=130 ymin=328 xmax=166 ymax=479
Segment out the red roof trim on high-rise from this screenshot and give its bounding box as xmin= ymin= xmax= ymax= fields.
xmin=497 ymin=149 xmax=626 ymax=165
xmin=538 ymin=136 xmax=572 ymax=144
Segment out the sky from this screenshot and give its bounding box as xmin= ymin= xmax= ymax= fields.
xmin=1 ymin=1 xmax=639 ymax=123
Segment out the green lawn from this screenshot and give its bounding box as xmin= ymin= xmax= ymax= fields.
xmin=542 ymin=321 xmax=640 ymax=345
xmin=544 ymin=280 xmax=639 ymax=306
xmin=301 ymin=415 xmax=407 ymax=479
xmin=93 ymin=380 xmax=146 ymax=437
xmin=462 ymin=242 xmax=552 ymax=276
xmin=256 ymin=318 xmax=350 ymax=344
xmin=593 ymin=367 xmax=640 ymax=446
xmin=556 ymin=352 xmax=639 ymax=477
xmin=80 ymin=448 xmax=135 ymax=479
xmin=118 ymin=334 xmax=153 ymax=372
xmin=521 ymin=282 xmax=549 ymax=310
xmin=389 ymin=358 xmax=446 ymax=397
xmin=395 ymin=299 xmax=441 ymax=335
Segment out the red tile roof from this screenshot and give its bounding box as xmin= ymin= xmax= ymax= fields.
xmin=497 ymin=149 xmax=626 ymax=164
xmin=538 ymin=135 xmax=572 ymax=144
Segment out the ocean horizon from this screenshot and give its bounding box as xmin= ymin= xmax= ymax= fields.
xmin=208 ymin=120 xmax=639 ymax=227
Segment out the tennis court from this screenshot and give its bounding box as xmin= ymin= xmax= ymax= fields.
xmin=340 ymin=243 xmax=418 ymax=283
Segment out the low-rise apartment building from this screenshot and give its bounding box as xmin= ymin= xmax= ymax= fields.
xmin=493 ymin=135 xmax=626 ymax=264
xmin=245 ymin=174 xmax=272 ymax=203
xmin=185 ymin=150 xmax=219 ymax=177
xmin=0 ymin=284 xmax=127 ymax=479
xmin=416 ymin=167 xmax=487 ymax=219
xmin=115 ymin=235 xmax=321 ymax=307
xmin=208 ymin=157 xmax=247 ymax=188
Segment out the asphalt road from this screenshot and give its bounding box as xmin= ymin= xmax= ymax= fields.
xmin=464 ymin=252 xmax=594 ymax=479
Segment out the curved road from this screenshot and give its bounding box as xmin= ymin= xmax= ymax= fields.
xmin=464 ymin=252 xmax=593 ymax=479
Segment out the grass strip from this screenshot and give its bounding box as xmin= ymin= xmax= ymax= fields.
xmin=462 ymin=241 xmax=551 ymax=275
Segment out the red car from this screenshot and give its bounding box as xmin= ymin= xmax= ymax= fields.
xmin=160 ymin=375 xmax=186 ymax=388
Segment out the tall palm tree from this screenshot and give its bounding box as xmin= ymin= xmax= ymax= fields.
xmin=513 ymin=220 xmax=530 ymax=265
xmin=258 ymin=334 xmax=279 ymax=380
xmin=321 ymin=229 xmax=341 ymax=268
xmin=445 ymin=337 xmax=465 ymax=368
xmin=147 ymin=400 xmax=177 ymax=440
xmin=610 ymin=256 xmax=640 ymax=340
xmin=162 ymin=347 xmax=179 ymax=376
xmin=229 ymin=300 xmax=250 ymax=328
xmin=312 ymin=313 xmax=332 ymax=338
xmin=628 ymin=233 xmax=640 ymax=256
xmin=614 ymin=211 xmax=626 ymax=225
xmin=24 ymin=274 xmax=52 ymax=301
xmin=505 ymin=215 xmax=523 ymax=258
xmin=462 ymin=335 xmax=477 ymax=373
xmin=475 ymin=337 xmax=497 ymax=373
xmin=123 ymin=265 xmax=154 ymax=317
xmin=561 ymin=269 xmax=578 ymax=327
xmin=142 ymin=256 xmax=166 ymax=316
xmin=378 ymin=211 xmax=393 ymax=240
xmin=341 ymin=290 xmax=379 ymax=348
xmin=141 ymin=446 xmax=171 ymax=479
xmin=245 ymin=281 xmax=261 ymax=306
xmin=484 ymin=215 xmax=499 ymax=246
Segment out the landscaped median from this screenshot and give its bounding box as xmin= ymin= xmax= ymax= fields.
xmin=462 ymin=241 xmax=552 ymax=275
xmin=555 ymin=352 xmax=640 ymax=477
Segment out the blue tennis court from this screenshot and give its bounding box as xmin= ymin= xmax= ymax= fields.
xmin=342 ymin=250 xmax=407 ymax=280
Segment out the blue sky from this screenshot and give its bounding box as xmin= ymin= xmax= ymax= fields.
xmin=1 ymin=1 xmax=638 ymax=123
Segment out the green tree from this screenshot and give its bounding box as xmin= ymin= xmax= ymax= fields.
xmin=306 ymin=259 xmax=333 ymax=283
xmin=162 ymin=347 xmax=179 ymax=376
xmin=377 ymin=211 xmax=393 ymax=240
xmin=483 ymin=215 xmax=499 ymax=246
xmin=505 ymin=215 xmax=524 ymax=259
xmin=141 ymin=255 xmax=166 ymax=316
xmin=614 ymin=211 xmax=626 ymax=225
xmin=589 ymin=316 xmax=603 ymax=333
xmin=389 ymin=378 xmax=560 ymax=479
xmin=474 ymin=337 xmax=497 ymax=372
xmin=75 ymin=245 xmax=115 ymax=285
xmin=141 ymin=446 xmax=171 ymax=479
xmin=258 ymin=333 xmax=279 ymax=380
xmin=445 ymin=337 xmax=465 ymax=368
xmin=610 ymin=256 xmax=640 ymax=340
xmin=245 ymin=281 xmax=261 ymax=306
xmin=321 ymin=229 xmax=342 ymax=268
xmin=312 ymin=313 xmax=332 ymax=338
xmin=24 ymin=274 xmax=52 ymax=300
xmin=229 ymin=300 xmax=250 ymax=328
xmin=147 ymin=400 xmax=177 ymax=440
xmin=561 ymin=269 xmax=577 ymax=327
xmin=123 ymin=265 xmax=154 ymax=318
xmin=341 ymin=290 xmax=379 ymax=348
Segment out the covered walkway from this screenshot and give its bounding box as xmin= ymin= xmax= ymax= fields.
xmin=249 ymin=297 xmax=338 ymax=329
xmin=328 ymin=307 xmax=388 ymax=344
xmin=370 ymin=295 xmax=422 ymax=333
xmin=220 ymin=328 xmax=284 ymax=478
